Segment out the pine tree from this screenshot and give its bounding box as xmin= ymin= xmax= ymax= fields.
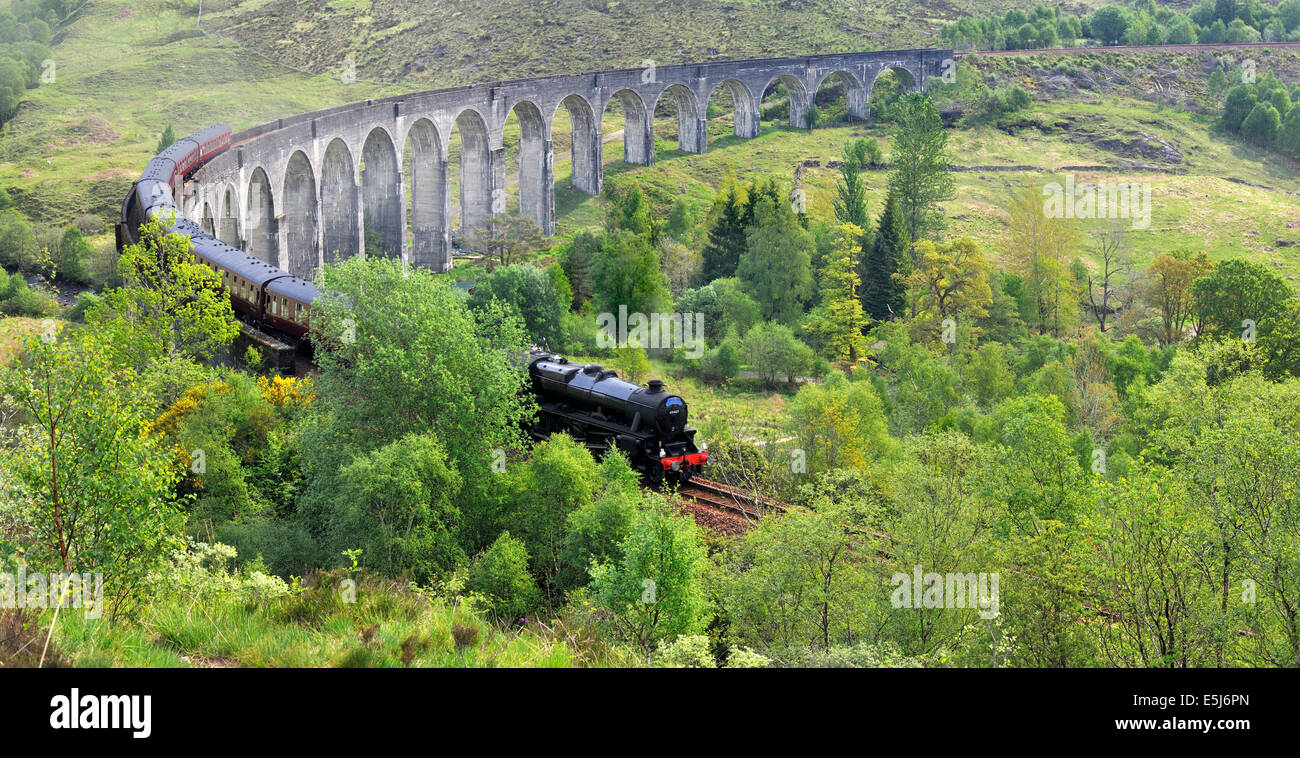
xmin=156 ymin=124 xmax=176 ymax=153
xmin=860 ymin=190 xmax=910 ymax=321
xmin=741 ymin=178 xmax=782 ymax=228
xmin=700 ymin=185 xmax=747 ymax=283
xmin=833 ymin=143 xmax=870 ymax=229
xmin=562 ymin=231 xmax=601 ymax=311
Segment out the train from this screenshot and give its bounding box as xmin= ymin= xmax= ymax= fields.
xmin=120 ymin=127 xmax=708 ymax=481
xmin=525 ymin=349 xmax=708 ymax=482
xmin=117 ymin=125 xmax=319 ymax=344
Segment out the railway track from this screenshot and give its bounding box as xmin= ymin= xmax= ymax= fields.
xmin=668 ymin=477 xmax=787 ymax=536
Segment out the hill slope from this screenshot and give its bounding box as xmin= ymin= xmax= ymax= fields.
xmin=198 ymin=0 xmax=1103 ymax=85
xmin=0 ymin=0 xmax=1296 ymax=288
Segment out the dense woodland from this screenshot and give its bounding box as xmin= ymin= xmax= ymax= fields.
xmin=942 ymin=0 xmax=1300 ymax=50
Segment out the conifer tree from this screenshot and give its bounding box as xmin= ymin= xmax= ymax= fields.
xmin=861 ymin=190 xmax=910 ymax=322
xmin=700 ymin=185 xmax=747 ymax=283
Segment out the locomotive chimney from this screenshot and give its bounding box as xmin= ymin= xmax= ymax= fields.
xmin=648 ymin=379 xmax=664 ymax=393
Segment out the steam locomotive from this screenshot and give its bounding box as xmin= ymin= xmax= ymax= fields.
xmin=525 ymin=349 xmax=708 ymax=482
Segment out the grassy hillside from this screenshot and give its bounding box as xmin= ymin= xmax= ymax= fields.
xmin=199 ymin=0 xmax=1107 ymax=85
xmin=0 ymin=0 xmax=406 ymax=224
xmin=1 ymin=0 xmax=1296 ymax=286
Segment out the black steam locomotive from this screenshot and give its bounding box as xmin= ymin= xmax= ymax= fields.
xmin=525 ymin=349 xmax=708 ymax=482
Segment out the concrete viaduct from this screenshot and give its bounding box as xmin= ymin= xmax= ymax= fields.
xmin=187 ymin=48 xmax=952 ymax=279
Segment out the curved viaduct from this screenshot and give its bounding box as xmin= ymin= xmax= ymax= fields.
xmin=187 ymin=48 xmax=951 ymax=279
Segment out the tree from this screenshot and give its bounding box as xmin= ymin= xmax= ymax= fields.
xmin=467 ymin=263 xmax=568 ymax=348
xmin=1083 ymin=225 xmax=1131 ymax=333
xmin=510 ymin=434 xmax=600 ymax=603
xmin=741 ymin=322 xmax=815 ymax=387
xmin=0 ymin=207 xmax=42 ymax=272
xmin=786 ymin=374 xmax=892 ymax=473
xmin=1240 ymin=102 xmax=1281 ymax=147
xmin=593 ymin=229 xmax=672 ymax=316
xmin=804 ymin=223 xmax=870 ymax=363
xmin=1089 ymin=6 xmax=1130 ymax=44
xmin=1278 ymin=107 xmax=1300 ymax=158
xmin=1166 ymin=16 xmax=1199 ymax=43
xmin=87 ymin=220 xmax=239 ymax=373
xmin=658 ymin=238 xmax=699 ymax=299
xmin=833 ymin=142 xmax=870 ymax=228
xmin=560 ymin=230 xmax=600 ymax=311
xmin=886 ymin=430 xmax=998 ymax=656
xmin=466 ymin=532 xmax=541 ymax=622
xmin=1221 ymin=83 xmax=1257 ymax=134
xmin=464 ymin=211 xmax=545 ymax=267
xmin=903 ymin=237 xmax=993 ymax=343
xmin=1 ymin=330 xmax=184 ymax=616
xmin=986 ymin=394 xmax=1086 ymax=535
xmin=607 ymin=181 xmax=656 ymax=242
xmin=720 ymin=505 xmax=874 ymax=651
xmin=1192 ymin=258 xmax=1291 ymax=339
xmin=47 ymin=226 xmax=93 ymax=284
xmin=335 ymin=432 xmax=464 ymax=582
xmin=156 ymin=124 xmax=176 ymax=153
xmin=1213 ymin=0 xmax=1238 ymax=25
xmin=591 ymin=503 xmax=709 ymax=665
xmin=1088 ymin=470 xmax=1209 ymax=667
xmin=963 ymin=342 xmax=1017 ymax=408
xmin=664 ymin=197 xmax=696 ymax=244
xmin=737 ymin=196 xmax=813 ymax=325
xmin=1226 ymin=18 xmax=1261 ymax=43
xmin=889 ymin=93 xmax=955 ymax=240
xmin=700 ymin=184 xmax=747 ymax=282
xmin=298 ymin=257 xmax=532 ymax=548
xmin=1144 ymin=249 xmax=1212 ymax=344
xmin=1001 ymin=522 xmax=1096 ymax=667
xmin=860 ymin=190 xmax=910 ymax=321
xmin=1258 ymin=301 xmax=1300 ymax=380
xmin=1005 ymin=184 xmax=1081 ymax=336
xmin=557 ymin=452 xmax=640 ymax=592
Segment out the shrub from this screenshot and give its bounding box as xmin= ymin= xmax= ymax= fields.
xmin=74 ymin=214 xmax=104 ymax=235
xmin=466 ymin=532 xmax=541 ymax=623
xmin=1 ymin=279 xmax=57 ymax=317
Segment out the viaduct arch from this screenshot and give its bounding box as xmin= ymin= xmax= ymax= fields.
xmin=189 ymin=48 xmax=950 ymax=277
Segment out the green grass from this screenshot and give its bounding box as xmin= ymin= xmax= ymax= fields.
xmin=49 ymin=571 xmax=623 ymax=667
xmin=0 ymin=1 xmax=407 ymax=224
xmin=0 ymin=316 xmax=71 ymax=365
